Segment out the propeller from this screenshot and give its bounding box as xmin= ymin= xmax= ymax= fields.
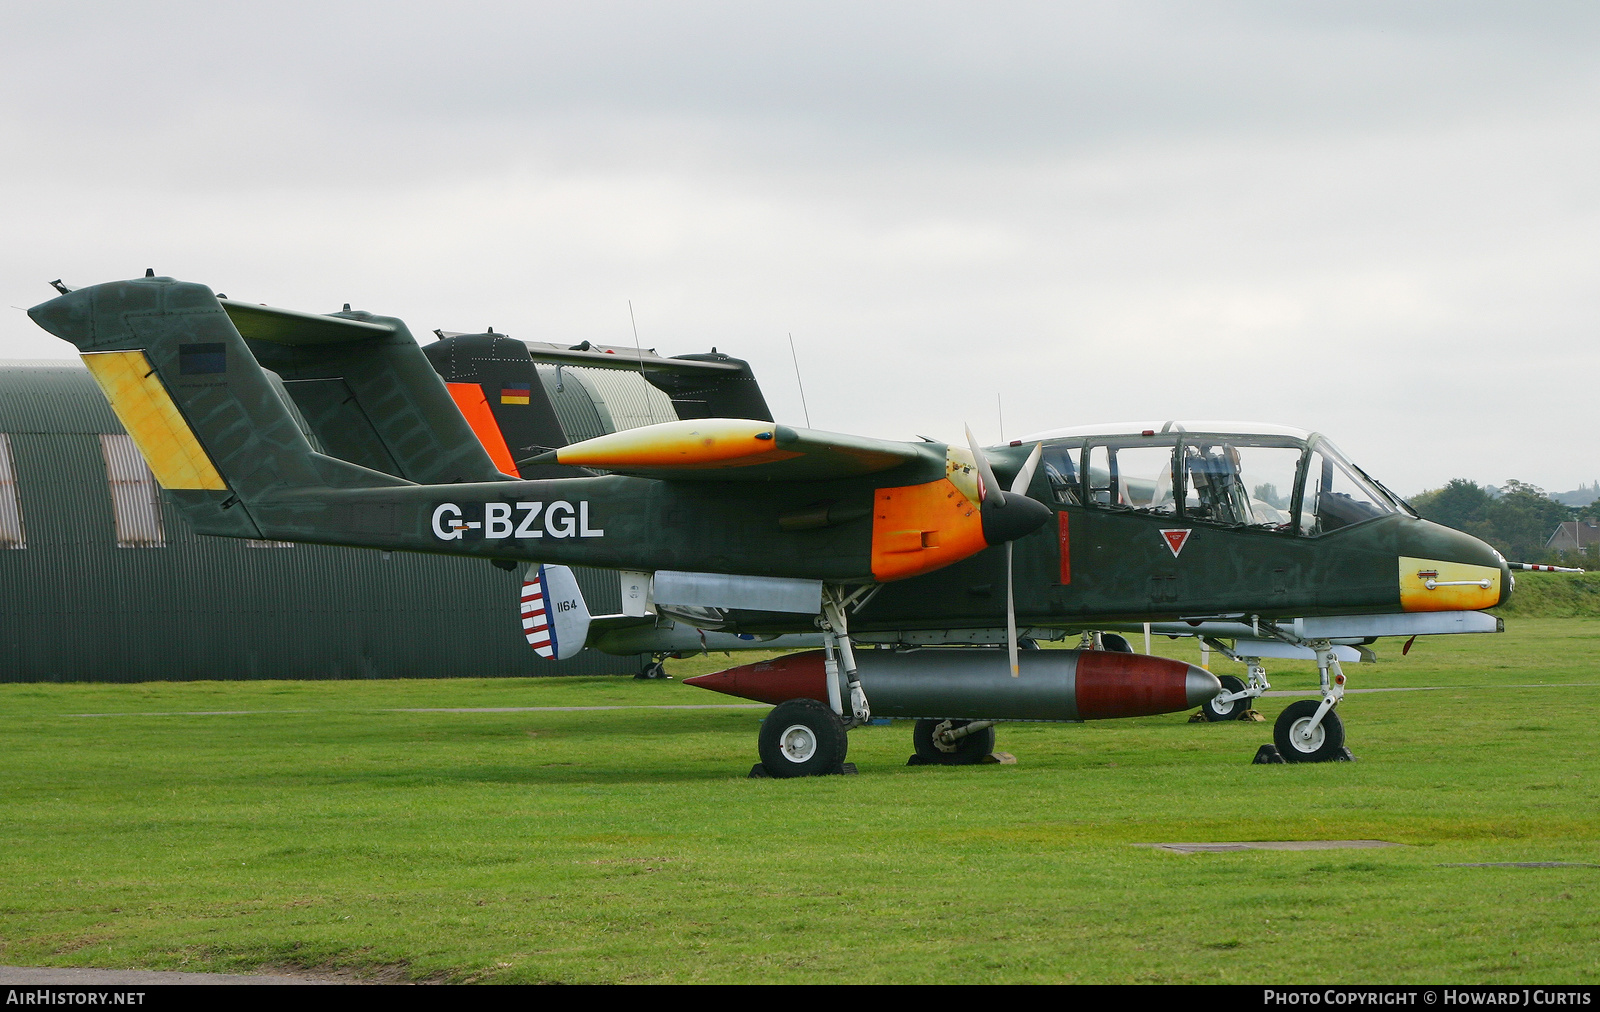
xmin=1005 ymin=442 xmax=1043 ymax=676
xmin=964 ymin=426 xmax=1005 ymax=507
xmin=965 ymin=427 xmax=1044 ymax=677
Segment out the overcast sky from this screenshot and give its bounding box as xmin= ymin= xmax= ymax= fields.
xmin=4 ymin=2 xmax=1597 ymax=496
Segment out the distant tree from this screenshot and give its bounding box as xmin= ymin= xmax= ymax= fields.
xmin=1411 ymin=479 xmax=1493 ymax=532
xmin=1412 ymin=478 xmax=1571 ymax=561
xmin=1253 ymin=482 xmax=1286 ymax=508
xmin=1577 ymin=498 xmax=1600 ymax=521
xmin=1483 ymin=480 xmax=1572 ymax=562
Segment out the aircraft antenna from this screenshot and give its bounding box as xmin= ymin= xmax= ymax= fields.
xmin=997 ymin=393 xmax=1005 ymax=443
xmin=788 ymin=332 xmax=812 ymax=428
xmin=629 ymin=299 xmax=657 ymax=426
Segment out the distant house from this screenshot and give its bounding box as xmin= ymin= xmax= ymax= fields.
xmin=1546 ymin=519 xmax=1600 ymax=554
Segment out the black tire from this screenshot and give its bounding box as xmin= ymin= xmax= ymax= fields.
xmin=634 ymin=659 xmax=669 ymax=680
xmin=758 ymin=699 xmax=850 ymax=777
xmin=1202 ymin=674 xmax=1252 ymax=721
xmin=1101 ymin=633 xmax=1134 ymax=653
xmin=1273 ymin=699 xmax=1346 ymax=762
xmin=912 ymin=718 xmax=996 ymax=765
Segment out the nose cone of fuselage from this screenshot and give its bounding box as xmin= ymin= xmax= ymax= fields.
xmin=1396 ymin=516 xmax=1512 ymax=609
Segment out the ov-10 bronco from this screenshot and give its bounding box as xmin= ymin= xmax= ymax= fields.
xmin=30 ymin=274 xmax=1514 ymax=776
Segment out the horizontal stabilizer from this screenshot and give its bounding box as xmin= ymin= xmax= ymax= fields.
xmin=522 ymin=341 xmax=744 ymax=373
xmin=526 ymin=418 xmax=932 ymax=481
xmin=221 ymin=300 xmax=395 ymax=345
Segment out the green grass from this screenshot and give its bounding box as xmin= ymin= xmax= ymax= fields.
xmin=1495 ymin=571 xmax=1600 ymax=617
xmin=1 ymin=620 xmax=1597 ymax=983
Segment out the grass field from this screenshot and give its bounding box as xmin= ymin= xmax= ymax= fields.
xmin=0 ymin=618 xmax=1596 ymax=984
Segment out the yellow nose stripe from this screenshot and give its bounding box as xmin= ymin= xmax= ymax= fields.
xmin=81 ymin=350 xmax=228 ymax=491
xmin=1399 ymin=556 xmax=1501 ymax=612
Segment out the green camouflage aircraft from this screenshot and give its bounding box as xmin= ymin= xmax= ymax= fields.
xmin=30 ymin=274 xmax=1518 ymax=777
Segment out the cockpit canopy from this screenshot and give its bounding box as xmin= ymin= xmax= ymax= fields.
xmin=1021 ymin=421 xmax=1410 ymax=536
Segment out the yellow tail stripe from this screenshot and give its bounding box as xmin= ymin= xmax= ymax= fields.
xmin=81 ymin=351 xmax=227 ymax=491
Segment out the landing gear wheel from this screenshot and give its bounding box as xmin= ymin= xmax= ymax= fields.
xmin=1101 ymin=633 xmax=1134 ymax=653
xmin=634 ymin=658 xmax=670 ymax=680
xmin=758 ymin=699 xmax=850 ymax=778
xmin=1273 ymin=699 xmax=1346 ymax=762
xmin=1202 ymin=674 xmax=1252 ymax=721
xmin=912 ymin=719 xmax=995 ymax=765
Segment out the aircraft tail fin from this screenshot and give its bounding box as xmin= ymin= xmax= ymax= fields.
xmin=520 ymin=563 xmax=592 ymax=660
xmin=422 ymin=332 xmax=583 ymax=479
xmin=227 ymin=299 xmax=509 ymax=485
xmin=26 ymin=275 xmax=502 ymax=538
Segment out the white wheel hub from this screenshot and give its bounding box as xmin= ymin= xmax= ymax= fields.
xmin=1289 ymin=716 xmax=1325 ymax=753
xmin=1211 ymin=694 xmax=1235 ymax=715
xmin=778 ymin=724 xmax=818 ymax=763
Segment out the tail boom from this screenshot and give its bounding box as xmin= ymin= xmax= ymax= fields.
xmin=31 ymin=274 xmax=1050 ymax=584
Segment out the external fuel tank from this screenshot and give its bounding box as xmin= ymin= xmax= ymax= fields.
xmin=685 ymin=648 xmax=1220 ymax=721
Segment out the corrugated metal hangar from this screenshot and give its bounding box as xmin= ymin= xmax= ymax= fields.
xmin=0 ymin=361 xmax=636 ymax=681
xmin=0 ymin=332 xmax=772 ymax=682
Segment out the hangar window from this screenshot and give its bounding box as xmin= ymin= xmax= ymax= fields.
xmin=100 ymin=434 xmax=167 ymax=548
xmin=246 ymin=540 xmax=294 ymax=548
xmin=0 ymin=434 xmax=25 ymax=549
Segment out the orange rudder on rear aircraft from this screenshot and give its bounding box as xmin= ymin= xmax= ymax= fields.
xmin=446 ymin=382 xmax=518 ymax=476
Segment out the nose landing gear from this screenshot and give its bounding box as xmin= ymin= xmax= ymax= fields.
xmin=1269 ymin=639 xmax=1354 ymax=763
xmin=1197 ymin=645 xmax=1269 ymax=721
xmin=1198 ymin=634 xmax=1354 ymax=762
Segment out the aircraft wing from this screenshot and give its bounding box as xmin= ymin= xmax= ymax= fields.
xmin=522 ymin=419 xmax=935 ymax=481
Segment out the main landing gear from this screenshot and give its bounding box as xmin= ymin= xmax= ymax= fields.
xmin=753 ymin=586 xmax=870 ymax=779
xmin=750 ymin=588 xmax=1017 ymax=777
xmin=909 ymin=719 xmax=997 ymax=765
xmin=757 ymin=698 xmax=851 ymax=776
xmin=635 ymin=654 xmax=673 ymax=680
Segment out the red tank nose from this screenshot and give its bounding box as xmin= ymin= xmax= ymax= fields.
xmin=684 ymin=653 xmax=826 ymax=705
xmin=1071 ymin=650 xmax=1206 ymax=719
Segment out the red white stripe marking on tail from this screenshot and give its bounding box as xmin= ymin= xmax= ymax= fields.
xmin=520 ymin=567 xmax=557 ymax=657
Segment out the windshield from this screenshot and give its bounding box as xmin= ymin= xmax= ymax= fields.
xmin=1038 ymin=430 xmax=1402 ymax=535
xmin=1300 ymin=440 xmax=1401 ymax=534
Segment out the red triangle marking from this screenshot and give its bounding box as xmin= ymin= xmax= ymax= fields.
xmin=1160 ymin=529 xmax=1192 ymax=557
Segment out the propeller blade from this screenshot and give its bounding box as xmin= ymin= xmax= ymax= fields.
xmin=1004 ymin=445 xmax=1043 ymax=675
xmin=964 ymin=425 xmax=1004 ymax=508
xmin=1007 ymin=542 xmax=1019 ymax=677
xmin=1009 ymin=442 xmax=1043 ymax=497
